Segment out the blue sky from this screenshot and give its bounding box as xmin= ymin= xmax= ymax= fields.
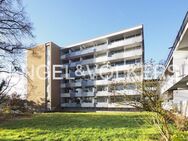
xmin=24 ymin=0 xmax=188 ymax=61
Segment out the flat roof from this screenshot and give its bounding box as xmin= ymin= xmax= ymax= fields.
xmin=64 ymin=25 xmax=143 ymax=49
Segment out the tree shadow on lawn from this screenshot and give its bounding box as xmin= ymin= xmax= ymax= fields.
xmin=0 ymin=113 xmax=153 ymax=130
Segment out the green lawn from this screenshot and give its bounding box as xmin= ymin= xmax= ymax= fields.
xmin=0 ymin=112 xmax=187 ymax=141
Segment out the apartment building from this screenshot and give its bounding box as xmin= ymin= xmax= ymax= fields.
xmin=27 ymin=25 xmax=144 ymax=111
xmin=161 ymin=12 xmax=188 ymax=117
xmin=60 ymin=25 xmax=144 ymax=110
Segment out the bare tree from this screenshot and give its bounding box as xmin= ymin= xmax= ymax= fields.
xmin=0 ymin=0 xmax=33 ymax=104
xmin=108 ymin=59 xmax=178 ymax=141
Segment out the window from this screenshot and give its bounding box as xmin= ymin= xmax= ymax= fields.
xmin=135 ymin=58 xmax=141 ymax=64
xmin=110 ymin=96 xmax=124 ymax=103
xmin=126 ymin=46 xmax=141 ymax=51
xmin=126 ymin=59 xmax=135 ymax=65
xmin=97 ymin=86 xmax=107 ymax=91
xmin=97 ymin=97 xmax=107 ymax=102
xmin=62 ymin=98 xmax=70 ymax=103
xmin=110 ymin=37 xmax=124 ymax=43
xmin=118 ymin=71 xmax=125 ymax=78
xmin=82 ymin=97 xmax=92 ymax=103
xmin=116 ymin=85 xmax=124 ymax=90
xmin=62 ymin=88 xmax=69 ymax=93
xmin=125 ymin=84 xmax=136 ymax=90
xmin=111 ymin=61 xmax=124 ymax=66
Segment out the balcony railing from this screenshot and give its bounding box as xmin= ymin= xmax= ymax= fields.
xmin=61 ymin=36 xmax=142 ymax=59
xmin=61 ymin=103 xmax=81 ymax=107
xmin=61 ymin=80 xmax=82 ymax=88
xmin=95 ymin=80 xmax=109 ymax=85
xmin=96 ymin=103 xmax=108 ymax=107
xmin=108 ymin=36 xmax=142 ymax=49
xmin=61 ymin=44 xmax=108 ymax=59
xmin=81 ymin=103 xmax=94 ymax=107
xmin=161 ymin=64 xmax=188 ymax=94
xmin=95 ymin=89 xmax=140 ymax=97
xmin=60 ymin=93 xmax=70 ymax=97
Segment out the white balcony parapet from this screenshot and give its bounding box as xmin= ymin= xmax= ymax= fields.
xmin=75 ymin=92 xmax=94 ymax=97
xmin=61 ymin=103 xmax=94 ymax=107
xmin=61 ymin=44 xmax=108 ymax=59
xmin=61 ymin=103 xmax=81 ymax=107
xmin=108 ymin=103 xmax=134 ymax=108
xmin=61 ymin=93 xmax=70 ymax=97
xmin=96 ymin=103 xmax=108 ymax=107
xmin=81 ymin=103 xmax=94 ymax=107
xmin=108 ymin=36 xmax=142 ymax=49
xmin=96 ymin=64 xmax=141 ymax=74
xmin=79 ymin=64 xmax=142 ymax=76
xmin=96 ymin=91 xmax=109 ymax=96
xmin=95 ymin=80 xmax=109 ymax=85
xmin=61 ymin=80 xmax=82 ymax=88
xmin=161 ymin=64 xmax=188 ymax=94
xmin=96 ymin=89 xmax=140 ymax=97
xmin=67 ymin=49 xmax=142 ymax=68
xmin=61 ymin=36 xmax=142 ymax=59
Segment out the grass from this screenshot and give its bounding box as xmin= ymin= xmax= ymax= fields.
xmin=0 ymin=112 xmax=187 ymax=141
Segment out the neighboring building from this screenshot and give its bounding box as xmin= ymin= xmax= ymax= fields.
xmin=161 ymin=12 xmax=188 ymax=117
xmin=27 ymin=25 xmax=144 ymax=111
xmin=60 ymin=25 xmax=144 ymax=110
xmin=27 ymin=42 xmax=61 ymax=111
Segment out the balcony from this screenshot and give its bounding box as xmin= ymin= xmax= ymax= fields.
xmin=60 ymin=93 xmax=70 ymax=97
xmin=61 ymin=80 xmax=82 ymax=88
xmin=95 ymin=89 xmax=139 ymax=97
xmin=124 ymin=48 xmax=142 ymax=58
xmin=61 ymin=44 xmax=108 ymax=59
xmin=96 ymin=64 xmax=141 ymax=74
xmin=81 ymin=103 xmax=94 ymax=107
xmin=61 ymin=83 xmax=68 ymax=88
xmin=81 ymin=47 xmax=94 ymax=55
xmin=96 ymin=102 xmax=108 ymax=107
xmin=95 ymin=44 xmax=108 ymax=52
xmin=61 ymin=103 xmax=81 ymax=107
xmin=108 ymin=103 xmax=134 ymax=108
xmin=108 ymin=49 xmax=142 ymax=61
xmin=95 ymin=80 xmax=109 ymax=85
xmin=75 ymin=91 xmax=94 ymax=97
xmin=96 ymin=91 xmax=109 ymax=96
xmin=69 ymin=61 xmax=80 ymax=67
xmin=95 ymin=56 xmax=108 ymax=63
xmin=70 ymin=80 xmax=82 ymax=87
xmin=117 ymin=89 xmax=140 ymax=95
xmin=61 ymin=36 xmax=142 ymax=59
xmin=161 ymin=64 xmax=188 ymax=94
xmin=67 ymin=63 xmax=142 ymax=77
xmin=82 ymin=80 xmax=95 ymax=86
xmin=81 ymin=58 xmax=94 ymax=65
xmin=108 ymin=36 xmax=142 ymax=49
xmin=84 ymin=92 xmax=95 ymax=96
xmin=161 ymin=75 xmax=177 ymax=94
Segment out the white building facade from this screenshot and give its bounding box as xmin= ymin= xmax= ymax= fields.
xmin=161 ymin=12 xmax=188 ymax=117
xmin=60 ymin=25 xmax=144 ymax=110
